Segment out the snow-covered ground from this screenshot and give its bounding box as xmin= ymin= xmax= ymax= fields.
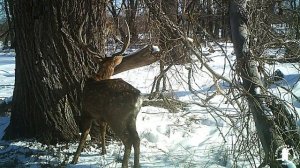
xmin=0 ymin=43 xmax=299 ymax=167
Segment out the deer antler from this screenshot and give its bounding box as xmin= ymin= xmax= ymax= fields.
xmin=78 ymin=14 xmax=103 ymax=59
xmin=92 ymin=21 xmax=130 ymax=81
xmin=111 ymin=20 xmax=130 ymax=57
xmin=77 ymin=16 xmax=130 ymax=60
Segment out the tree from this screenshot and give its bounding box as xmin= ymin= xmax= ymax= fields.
xmin=230 ymin=1 xmax=280 ymax=166
xmin=4 ymin=0 xmax=159 ymax=144
xmin=229 ymin=0 xmax=299 ymax=167
xmin=3 ymin=0 xmax=108 ymax=143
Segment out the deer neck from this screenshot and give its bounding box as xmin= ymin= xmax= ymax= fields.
xmin=93 ymin=65 xmax=115 ymax=81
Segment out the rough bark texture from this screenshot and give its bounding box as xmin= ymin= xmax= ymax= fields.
xmin=4 ymin=0 xmax=108 ymax=144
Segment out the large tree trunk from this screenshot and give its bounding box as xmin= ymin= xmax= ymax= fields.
xmin=4 ymin=0 xmax=108 ymax=144
xmin=4 ymin=0 xmax=160 ymax=144
xmin=229 ymin=1 xmax=283 ymax=167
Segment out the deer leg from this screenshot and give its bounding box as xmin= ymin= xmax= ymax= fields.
xmin=71 ymin=118 xmax=92 ymax=164
xmin=121 ymin=140 xmax=132 ymax=168
xmin=122 ymin=143 xmax=132 ymax=168
xmin=132 ymin=132 xmax=140 ymax=168
xmin=129 ymin=122 xmax=140 ymax=168
xmin=99 ymin=121 xmax=107 ymax=155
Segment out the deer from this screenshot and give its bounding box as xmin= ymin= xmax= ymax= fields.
xmin=71 ymin=21 xmax=142 ymax=168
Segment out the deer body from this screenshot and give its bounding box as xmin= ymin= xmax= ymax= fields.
xmin=72 ymin=77 xmax=143 ymax=168
xmin=72 ymin=21 xmax=141 ymax=167
xmin=83 ymin=79 xmax=142 ymax=123
xmin=72 ymin=78 xmax=142 ymax=168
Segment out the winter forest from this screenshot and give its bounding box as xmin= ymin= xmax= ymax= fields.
xmin=0 ymin=0 xmax=300 ymax=167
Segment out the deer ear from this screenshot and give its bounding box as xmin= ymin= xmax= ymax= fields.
xmin=113 ymin=56 xmax=123 ymax=66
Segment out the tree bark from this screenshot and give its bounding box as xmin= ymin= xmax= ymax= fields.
xmin=4 ymin=0 xmax=108 ymax=144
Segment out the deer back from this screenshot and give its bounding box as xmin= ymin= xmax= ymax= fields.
xmin=82 ymin=78 xmax=142 ymax=122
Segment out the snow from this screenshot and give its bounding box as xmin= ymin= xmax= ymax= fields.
xmin=151 ymin=45 xmax=160 ymax=53
xmin=0 ymin=50 xmax=15 ymax=99
xmin=0 ymin=43 xmax=299 ymax=167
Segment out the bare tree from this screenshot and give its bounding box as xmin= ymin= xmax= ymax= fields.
xmin=230 ymin=0 xmax=300 ymax=167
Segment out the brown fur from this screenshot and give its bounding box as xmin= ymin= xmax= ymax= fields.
xmin=94 ymin=56 xmax=123 ymax=81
